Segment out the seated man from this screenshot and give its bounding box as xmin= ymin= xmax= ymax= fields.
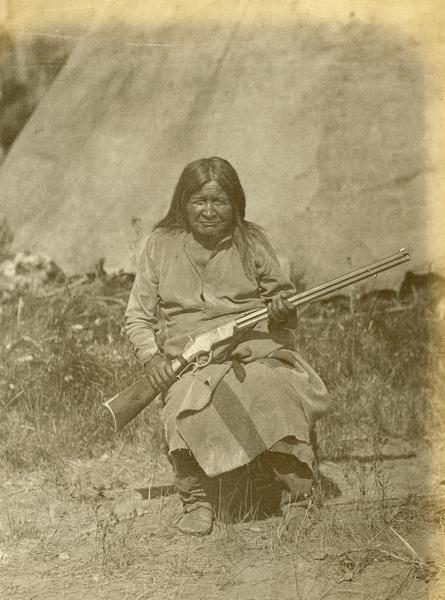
xmin=125 ymin=156 xmax=331 ymax=536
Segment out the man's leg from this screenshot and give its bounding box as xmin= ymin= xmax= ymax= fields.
xmin=265 ymin=451 xmax=313 ymax=512
xmin=263 ymin=446 xmax=314 ymax=535
xmin=169 ymin=449 xmax=215 ymax=536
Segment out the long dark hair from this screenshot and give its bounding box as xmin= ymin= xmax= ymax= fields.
xmin=154 ymin=157 xmax=273 ymax=281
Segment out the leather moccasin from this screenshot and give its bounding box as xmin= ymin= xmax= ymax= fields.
xmin=173 ymin=506 xmax=214 ymax=537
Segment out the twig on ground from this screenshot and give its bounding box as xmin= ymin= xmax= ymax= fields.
xmin=389 ymin=526 xmax=420 ymax=560
xmin=377 ymin=548 xmax=418 ymax=565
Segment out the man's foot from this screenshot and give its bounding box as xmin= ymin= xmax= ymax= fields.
xmin=173 ymin=506 xmax=214 ymax=537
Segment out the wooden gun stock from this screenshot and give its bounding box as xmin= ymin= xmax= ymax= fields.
xmin=103 ymin=375 xmax=158 ymax=433
xmin=103 ymin=354 xmax=185 ymax=431
xmin=103 ymin=249 xmax=410 ymax=432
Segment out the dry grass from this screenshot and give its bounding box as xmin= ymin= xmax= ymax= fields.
xmin=1 ymin=277 xmax=444 ymax=599
xmin=0 ymin=278 xmax=165 ymax=475
xmin=1 ymin=278 xmax=441 ymax=473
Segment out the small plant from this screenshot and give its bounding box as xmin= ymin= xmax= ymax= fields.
xmin=94 ymin=503 xmax=137 ymax=573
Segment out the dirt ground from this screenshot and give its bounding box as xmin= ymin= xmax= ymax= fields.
xmin=1 ymin=440 xmax=444 ymax=600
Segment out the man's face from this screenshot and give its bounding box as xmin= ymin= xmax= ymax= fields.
xmin=186 ymin=180 xmax=233 ymax=240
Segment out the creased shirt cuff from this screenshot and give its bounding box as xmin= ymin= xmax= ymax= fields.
xmin=135 ymin=346 xmax=159 ymax=367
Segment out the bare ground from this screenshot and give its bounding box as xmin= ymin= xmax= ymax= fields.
xmin=1 ymin=441 xmax=444 ymax=600
xmin=1 ymin=287 xmax=443 ymax=598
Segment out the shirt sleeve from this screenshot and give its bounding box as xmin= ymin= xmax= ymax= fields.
xmin=125 ymin=235 xmax=161 ymax=365
xmin=255 ymin=236 xmax=299 ymax=330
xmin=255 ymin=236 xmax=295 ymax=299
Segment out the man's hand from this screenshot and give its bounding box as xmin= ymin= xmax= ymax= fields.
xmin=267 ymin=292 xmax=298 ymax=328
xmin=145 ymin=352 xmax=176 ymax=395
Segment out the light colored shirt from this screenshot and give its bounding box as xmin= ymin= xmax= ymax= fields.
xmin=125 ymin=228 xmax=295 ymax=365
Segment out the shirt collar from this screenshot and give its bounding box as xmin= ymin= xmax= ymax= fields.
xmin=183 ymin=230 xmax=233 ymax=252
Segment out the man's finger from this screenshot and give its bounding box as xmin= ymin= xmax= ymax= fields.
xmin=161 ymin=360 xmax=176 ymax=383
xmin=276 ymin=297 xmax=288 ymax=313
xmin=156 ymin=360 xmax=175 ymax=385
xmin=148 ymin=373 xmax=160 ymax=393
xmin=282 ymin=298 xmax=296 ymax=312
xmin=281 ymin=290 xmax=295 ymax=300
xmin=270 ymin=298 xmax=289 ymax=321
xmin=268 ymin=295 xmax=297 ymax=325
xmin=152 ymin=368 xmax=168 ymax=392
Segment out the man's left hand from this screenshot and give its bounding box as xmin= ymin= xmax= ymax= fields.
xmin=267 ymin=292 xmax=298 ymax=328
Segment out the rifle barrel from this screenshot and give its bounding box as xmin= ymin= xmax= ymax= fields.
xmin=235 ymin=249 xmax=410 ymax=330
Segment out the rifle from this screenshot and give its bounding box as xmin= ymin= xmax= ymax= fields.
xmin=103 ymin=249 xmax=410 ymax=432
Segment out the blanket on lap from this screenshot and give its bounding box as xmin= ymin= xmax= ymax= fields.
xmin=162 ymin=337 xmax=331 ymax=477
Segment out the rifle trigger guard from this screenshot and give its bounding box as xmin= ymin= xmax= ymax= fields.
xmin=176 ymin=351 xmax=213 ymax=380
xmin=196 ymin=350 xmax=213 ymax=368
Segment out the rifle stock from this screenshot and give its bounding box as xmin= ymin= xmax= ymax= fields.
xmin=103 ymin=355 xmax=183 ymax=431
xmin=103 ymin=249 xmax=410 ymax=432
xmin=103 ymin=375 xmax=158 ymax=432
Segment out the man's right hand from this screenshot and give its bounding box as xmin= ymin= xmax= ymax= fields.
xmin=145 ymin=352 xmax=176 ymax=395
